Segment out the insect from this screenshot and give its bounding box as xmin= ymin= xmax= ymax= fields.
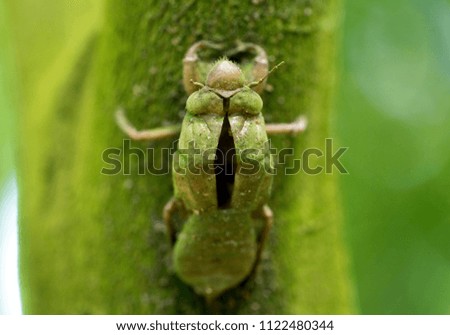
xmin=116 ymin=41 xmax=307 ymax=299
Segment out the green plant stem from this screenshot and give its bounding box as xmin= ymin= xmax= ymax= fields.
xmin=16 ymin=0 xmax=355 ymax=313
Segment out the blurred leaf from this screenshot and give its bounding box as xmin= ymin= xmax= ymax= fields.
xmin=412 ymin=0 xmax=450 ymax=81
xmin=0 ymin=1 xmax=16 ymax=188
xmin=339 ymin=0 xmax=450 ymax=313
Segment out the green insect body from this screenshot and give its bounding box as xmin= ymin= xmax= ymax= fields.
xmin=116 ymin=41 xmax=307 ymax=300
xmin=171 ymin=60 xmax=273 ymax=297
xmin=174 ymin=64 xmax=271 ymax=212
xmin=173 ymin=210 xmax=257 ymax=298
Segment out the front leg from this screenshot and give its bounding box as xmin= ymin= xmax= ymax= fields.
xmin=265 ymin=115 xmax=308 ymax=135
xmin=115 ymin=108 xmax=181 ymax=141
xmin=183 ymin=40 xmax=224 ymax=94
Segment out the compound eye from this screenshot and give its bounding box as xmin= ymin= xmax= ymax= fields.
xmin=229 ymin=88 xmax=263 ymax=116
xmin=186 ymin=89 xmax=223 ymax=115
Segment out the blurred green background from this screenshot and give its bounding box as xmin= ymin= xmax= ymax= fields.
xmin=0 ymin=0 xmax=449 ymax=314
xmin=337 ymin=0 xmax=450 ymax=313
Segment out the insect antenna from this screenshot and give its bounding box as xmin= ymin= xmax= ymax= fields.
xmin=248 ymin=61 xmax=285 ymax=88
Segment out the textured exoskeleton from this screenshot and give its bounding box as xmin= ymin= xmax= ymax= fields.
xmin=171 ymin=59 xmax=274 ymax=298
xmin=116 ymin=41 xmax=307 ymax=299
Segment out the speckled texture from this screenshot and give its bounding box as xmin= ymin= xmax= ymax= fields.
xmin=15 ymin=0 xmax=355 ymax=314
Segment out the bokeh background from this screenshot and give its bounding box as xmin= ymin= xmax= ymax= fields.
xmin=1 ymin=0 xmax=449 ymax=314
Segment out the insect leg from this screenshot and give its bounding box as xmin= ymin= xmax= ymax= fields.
xmin=255 ymin=205 xmax=274 ymax=266
xmin=163 ymin=197 xmax=180 ymax=246
xmin=115 ymin=108 xmax=180 ymax=141
xmin=183 ymin=40 xmax=223 ymax=94
xmin=250 ymin=43 xmax=269 ymax=88
xmin=265 ymin=115 xmax=308 ymax=135
xmin=246 ymin=204 xmax=274 ymax=280
xmin=227 ymin=41 xmax=269 ymax=94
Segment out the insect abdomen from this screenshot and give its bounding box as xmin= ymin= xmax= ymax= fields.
xmin=173 ymin=209 xmax=257 ymax=298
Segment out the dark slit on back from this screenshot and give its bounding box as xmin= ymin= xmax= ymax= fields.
xmin=215 ymin=99 xmax=236 ymax=209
